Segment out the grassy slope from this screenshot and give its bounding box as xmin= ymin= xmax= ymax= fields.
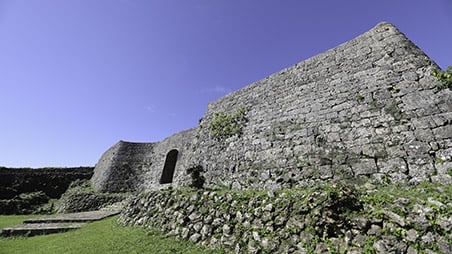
xmin=0 ymin=216 xmax=225 ymax=254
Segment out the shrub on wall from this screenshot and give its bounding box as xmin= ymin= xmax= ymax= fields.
xmin=208 ymin=107 xmax=247 ymax=140
xmin=432 ymin=66 xmax=452 ymax=89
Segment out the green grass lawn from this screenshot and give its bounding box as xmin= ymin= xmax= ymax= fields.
xmin=0 ymin=215 xmax=225 ymax=254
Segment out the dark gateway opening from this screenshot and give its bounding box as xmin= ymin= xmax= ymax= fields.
xmin=160 ymin=149 xmax=178 ymax=184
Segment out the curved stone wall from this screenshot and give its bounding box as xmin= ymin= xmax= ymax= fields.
xmin=92 ymin=22 xmax=452 ymax=192
xmin=92 ymin=141 xmax=155 ymax=192
xmin=92 ymin=128 xmax=197 ymax=192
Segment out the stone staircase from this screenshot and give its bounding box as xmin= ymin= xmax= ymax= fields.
xmin=0 ymin=210 xmax=120 ymax=237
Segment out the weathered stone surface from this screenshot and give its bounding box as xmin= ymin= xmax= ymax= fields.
xmin=91 ymin=141 xmax=155 ymax=192
xmin=91 ymin=21 xmax=451 ymax=192
xmin=91 ymin=129 xmax=196 ymax=192
xmin=0 ymin=222 xmax=85 ymax=237
xmin=119 ymin=183 xmax=451 ymax=253
xmin=189 ymin=233 xmax=201 ymax=243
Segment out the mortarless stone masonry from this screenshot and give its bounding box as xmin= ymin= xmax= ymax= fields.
xmin=92 ymin=22 xmax=452 ymax=193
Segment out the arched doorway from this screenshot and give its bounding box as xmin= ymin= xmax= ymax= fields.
xmin=160 ymin=149 xmax=178 ymax=184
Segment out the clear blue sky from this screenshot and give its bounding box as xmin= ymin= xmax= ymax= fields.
xmin=1 ymin=0 xmax=451 ymax=167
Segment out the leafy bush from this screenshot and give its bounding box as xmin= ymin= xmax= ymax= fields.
xmin=208 ymin=107 xmax=247 ymax=140
xmin=432 ymin=66 xmax=452 ymax=89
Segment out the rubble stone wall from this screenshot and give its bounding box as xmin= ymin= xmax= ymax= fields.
xmin=120 ymin=185 xmax=451 ymax=253
xmin=0 ymin=167 xmax=93 ymax=214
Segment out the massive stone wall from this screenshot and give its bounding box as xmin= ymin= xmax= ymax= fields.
xmin=190 ymin=22 xmax=451 ymax=189
xmin=92 ymin=22 xmax=452 ymax=192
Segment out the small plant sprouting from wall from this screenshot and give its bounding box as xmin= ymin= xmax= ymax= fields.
xmin=208 ymin=107 xmax=248 ymax=140
xmin=432 ymin=66 xmax=452 ymax=89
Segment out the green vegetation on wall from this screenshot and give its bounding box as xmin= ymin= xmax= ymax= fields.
xmin=122 ymin=181 xmax=451 ymax=253
xmin=432 ymin=66 xmax=452 ymax=89
xmin=208 ymin=107 xmax=247 ymax=140
xmin=58 ymin=179 xmax=127 ymax=213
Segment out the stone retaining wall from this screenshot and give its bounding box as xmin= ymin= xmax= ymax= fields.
xmin=0 ymin=167 xmax=93 ymax=214
xmin=120 ymin=184 xmax=451 ymax=253
xmin=0 ymin=167 xmax=93 ymax=199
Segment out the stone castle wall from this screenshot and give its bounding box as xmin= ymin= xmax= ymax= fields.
xmin=190 ymin=22 xmax=452 ymax=189
xmin=141 ymin=128 xmax=196 ymax=190
xmin=92 ymin=129 xmax=196 ymax=192
xmin=92 ymin=141 xmax=155 ymax=192
xmin=92 ymin=22 xmax=452 ymax=192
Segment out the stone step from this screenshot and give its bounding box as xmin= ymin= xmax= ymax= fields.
xmin=23 ymin=210 xmax=120 ymax=224
xmin=0 ymin=210 xmax=121 ymax=237
xmin=0 ymin=222 xmax=85 ymax=237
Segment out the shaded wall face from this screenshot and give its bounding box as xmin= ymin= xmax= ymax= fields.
xmin=91 ymin=129 xmax=197 ymax=193
xmin=191 ymin=23 xmax=452 ymax=189
xmin=0 ymin=167 xmax=94 ymax=199
xmin=0 ymin=167 xmax=94 ymax=214
xmin=140 ymin=128 xmax=196 ymax=191
xmin=92 ymin=141 xmax=155 ymax=192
